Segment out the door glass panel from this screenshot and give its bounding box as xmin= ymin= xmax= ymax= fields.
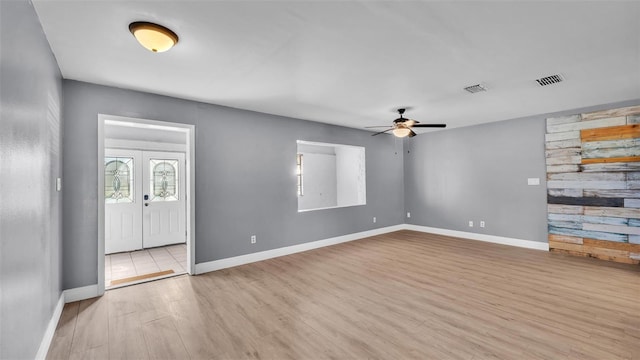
xmin=105 ymin=157 xmax=134 ymax=203
xmin=149 ymin=159 xmax=178 ymax=202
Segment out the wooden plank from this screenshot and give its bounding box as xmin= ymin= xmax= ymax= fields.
xmin=628 ymin=114 xmax=640 ymax=124
xmin=546 ymin=164 xmax=580 ymax=173
xmin=581 ymin=156 xmax=640 ymax=165
xmin=548 ymin=240 xmax=584 ymax=252
xmin=623 ymin=199 xmax=640 ymax=208
xmin=629 ymin=218 xmax=640 ymax=227
xmin=581 ymin=245 xmax=629 ymax=258
xmin=548 ymin=220 xmax=582 ymax=230
xmin=626 ymin=181 xmax=640 ymax=189
xmin=548 ymin=242 xmax=635 ymax=264
xmin=545 ymin=131 xmax=580 ymax=142
xmin=548 ymin=213 xmax=628 ymax=226
xmin=630 ymin=235 xmax=640 ymax=244
xmin=582 ymin=248 xmax=636 ymax=264
xmin=545 ymin=148 xmax=581 ymax=158
xmin=581 ymin=162 xmax=640 ymax=172
xmin=580 ymin=124 xmax=640 ymax=142
xmin=109 ymin=270 xmax=174 ymax=286
xmin=547 ymin=117 xmax=626 ymax=133
xmin=583 ymin=189 xmax=640 ymax=198
xmin=583 ymin=238 xmax=640 ymax=252
xmin=548 ymin=234 xmax=583 ymax=244
xmin=545 ymin=156 xmax=582 ymax=165
xmin=545 ymin=138 xmax=581 ymax=150
xmin=549 ymin=248 xmax=588 ymax=257
xmin=584 ymin=206 xmax=640 ymax=219
xmin=548 ymin=188 xmax=583 ymax=197
xmin=582 ymin=146 xmax=640 ymax=159
xmin=590 ymin=254 xmax=638 ymax=264
xmin=547 ymin=172 xmax=625 ymax=181
xmin=548 ymin=226 xmax=628 ymax=242
xmin=547 ymin=195 xmax=624 ymax=207
xmin=582 ymin=223 xmax=640 ymax=235
xmin=582 ymin=138 xmax=640 ymax=150
xmin=547 ymin=180 xmax=627 ymax=190
xmin=582 ymin=105 xmax=640 ymax=121
xmin=547 ymin=204 xmax=584 ymax=214
xmin=551 ymin=245 xmax=637 ymax=264
xmin=546 ymin=114 xmax=581 ymax=127
xmin=627 ymin=172 xmax=640 ymax=180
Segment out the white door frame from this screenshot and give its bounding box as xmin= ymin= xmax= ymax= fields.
xmin=97 ymin=114 xmax=196 ymax=296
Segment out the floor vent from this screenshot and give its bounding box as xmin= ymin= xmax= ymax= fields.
xmin=536 ymin=74 xmax=564 ymax=86
xmin=464 ymin=83 xmax=487 ymax=93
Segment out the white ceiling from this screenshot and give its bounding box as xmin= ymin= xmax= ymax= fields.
xmin=33 ymin=1 xmax=640 ymax=132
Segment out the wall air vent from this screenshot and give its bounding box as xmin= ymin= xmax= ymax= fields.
xmin=536 ymin=74 xmax=564 ymax=86
xmin=464 ymin=84 xmax=487 ymax=94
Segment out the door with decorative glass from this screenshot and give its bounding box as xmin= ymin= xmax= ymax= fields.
xmin=142 ymin=151 xmax=186 ymax=248
xmin=104 ymin=149 xmax=186 ymax=253
xmin=105 ymin=149 xmax=143 ymax=253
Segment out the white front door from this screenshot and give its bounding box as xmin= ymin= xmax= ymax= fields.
xmin=142 ymin=151 xmax=186 ymax=248
xmin=105 ymin=149 xmax=186 ymax=254
xmin=105 ymin=149 xmax=143 ymax=254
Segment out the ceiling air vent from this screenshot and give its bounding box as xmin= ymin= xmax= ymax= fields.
xmin=464 ymin=83 xmax=487 ymax=94
xmin=535 ymin=74 xmax=564 ymax=86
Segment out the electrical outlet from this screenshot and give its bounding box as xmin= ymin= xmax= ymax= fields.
xmin=250 ymin=235 xmax=256 ymax=244
xmin=469 ymin=221 xmax=473 ymax=227
xmin=407 ymin=212 xmax=411 ymax=218
xmin=480 ymin=221 xmax=485 ymax=228
xmin=373 ymin=217 xmax=377 ymax=223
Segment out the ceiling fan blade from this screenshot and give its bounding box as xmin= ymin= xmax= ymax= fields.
xmin=408 ymin=129 xmax=417 ymax=137
xmin=411 ymin=124 xmax=447 ymax=128
xmin=371 ymin=128 xmax=393 ymax=136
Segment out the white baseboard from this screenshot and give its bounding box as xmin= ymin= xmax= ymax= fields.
xmin=35 ymin=293 xmax=65 ymax=360
xmin=63 ymin=284 xmax=99 ymax=303
xmin=195 ymin=224 xmax=548 ymax=274
xmin=60 ymin=224 xmax=546 ymax=301
xmin=404 ymin=224 xmax=549 ymax=251
xmin=195 ymin=224 xmax=406 ymax=274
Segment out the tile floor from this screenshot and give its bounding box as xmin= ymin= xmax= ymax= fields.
xmin=105 ymin=243 xmax=187 ymax=289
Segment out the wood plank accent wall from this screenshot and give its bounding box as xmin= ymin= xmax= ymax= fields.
xmin=545 ymin=105 xmax=640 ymax=264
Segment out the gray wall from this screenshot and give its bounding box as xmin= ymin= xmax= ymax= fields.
xmin=0 ymin=1 xmax=63 ymax=358
xmin=404 ymin=99 xmax=640 ymax=243
xmin=62 ymin=80 xmax=405 ymax=289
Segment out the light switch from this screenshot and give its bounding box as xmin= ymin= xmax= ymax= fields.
xmin=527 ymin=178 xmax=540 ymax=186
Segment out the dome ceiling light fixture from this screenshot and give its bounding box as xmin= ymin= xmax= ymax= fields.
xmin=129 ymin=21 xmax=179 ymax=53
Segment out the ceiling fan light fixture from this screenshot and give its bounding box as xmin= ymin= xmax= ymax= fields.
xmin=129 ymin=21 xmax=179 ymax=53
xmin=392 ymin=127 xmax=411 ymax=138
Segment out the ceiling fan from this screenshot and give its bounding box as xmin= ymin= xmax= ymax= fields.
xmin=366 ymin=108 xmax=446 ymax=138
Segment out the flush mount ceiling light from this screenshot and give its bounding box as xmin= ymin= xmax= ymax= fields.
xmin=129 ymin=21 xmax=178 ymax=53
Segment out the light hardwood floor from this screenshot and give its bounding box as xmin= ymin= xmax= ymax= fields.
xmin=47 ymin=230 xmax=640 ymax=359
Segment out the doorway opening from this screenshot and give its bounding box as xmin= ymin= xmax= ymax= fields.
xmin=98 ymin=115 xmax=195 ymax=293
